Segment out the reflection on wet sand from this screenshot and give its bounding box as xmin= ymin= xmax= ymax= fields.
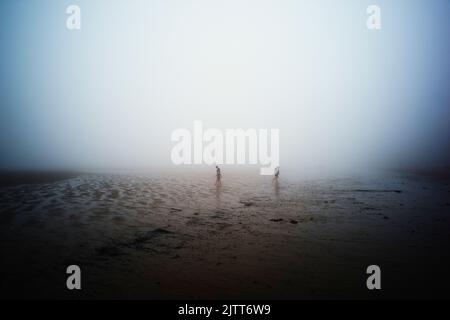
xmin=273 ymin=179 xmax=280 ymax=197
xmin=215 ymin=184 xmax=222 ymax=205
xmin=1 ymin=169 xmax=450 ymax=299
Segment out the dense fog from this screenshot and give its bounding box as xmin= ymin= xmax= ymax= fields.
xmin=1 ymin=0 xmax=449 ymax=175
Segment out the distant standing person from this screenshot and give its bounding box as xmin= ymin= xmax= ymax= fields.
xmin=273 ymin=167 xmax=280 ymax=181
xmin=215 ymin=165 xmax=222 ymax=187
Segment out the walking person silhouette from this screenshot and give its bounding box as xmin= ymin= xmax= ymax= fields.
xmin=215 ymin=165 xmax=222 ymax=187
xmin=273 ymin=166 xmax=280 ymax=182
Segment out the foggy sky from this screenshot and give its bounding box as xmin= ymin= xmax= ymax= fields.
xmin=0 ymin=0 xmax=449 ymax=173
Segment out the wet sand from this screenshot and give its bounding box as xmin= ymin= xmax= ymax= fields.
xmin=1 ymin=169 xmax=449 ymax=299
xmin=0 ymin=171 xmax=79 ymax=188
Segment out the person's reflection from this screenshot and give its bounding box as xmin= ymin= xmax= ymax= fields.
xmin=215 ymin=183 xmax=222 ymax=199
xmin=273 ymin=179 xmax=280 ymax=197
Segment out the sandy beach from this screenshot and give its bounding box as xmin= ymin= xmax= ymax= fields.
xmin=1 ymin=168 xmax=449 ymax=299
